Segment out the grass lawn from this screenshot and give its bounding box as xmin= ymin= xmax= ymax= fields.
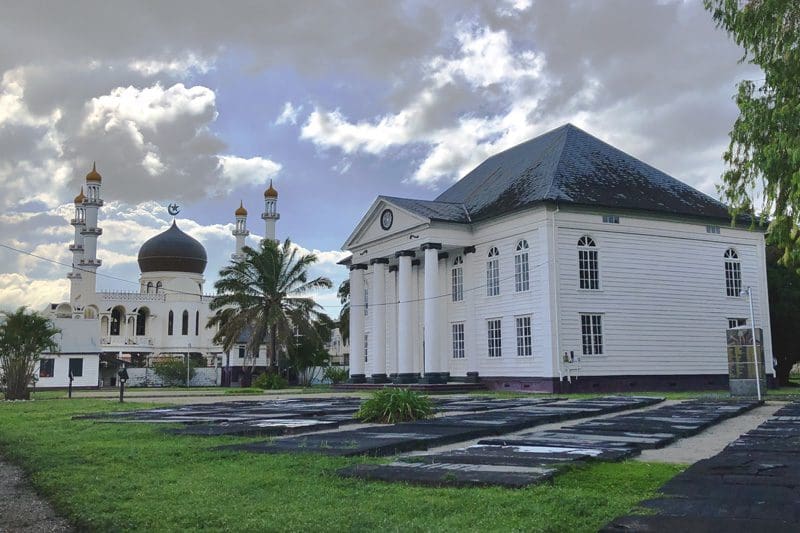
xmin=0 ymin=398 xmax=683 ymax=532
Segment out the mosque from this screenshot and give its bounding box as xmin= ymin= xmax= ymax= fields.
xmin=37 ymin=165 xmax=280 ymax=388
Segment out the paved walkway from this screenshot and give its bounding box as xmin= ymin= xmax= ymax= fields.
xmin=0 ymin=456 xmax=72 ymax=533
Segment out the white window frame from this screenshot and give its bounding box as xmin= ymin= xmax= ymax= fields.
xmin=515 ymin=315 xmax=532 ymax=357
xmin=578 ymin=236 xmax=599 ymax=290
xmin=602 ymin=215 xmax=620 ymax=224
xmin=487 ymin=318 xmax=502 ymax=358
xmin=452 ymin=256 xmax=464 ymax=302
xmin=514 ymin=240 xmax=530 ymax=292
xmin=452 ymin=322 xmax=465 ymax=359
xmin=486 ymin=247 xmax=500 ymax=296
xmin=728 ymin=318 xmax=747 ymax=329
xmin=724 ymin=248 xmax=741 ymax=297
xmin=706 ymin=225 xmax=721 ymax=234
xmin=580 ymin=313 xmax=603 ymax=355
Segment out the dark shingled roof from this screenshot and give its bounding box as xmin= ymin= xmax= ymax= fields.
xmin=386 ymin=124 xmax=732 ymax=223
xmin=379 ymin=196 xmax=470 ymax=223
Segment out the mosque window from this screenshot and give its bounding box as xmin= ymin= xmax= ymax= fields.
xmin=181 ymin=310 xmax=189 ymax=335
xmin=168 ymin=311 xmax=174 ymax=336
xmin=195 ymin=311 xmax=200 ymax=336
xmin=110 ymin=307 xmax=123 ymax=336
xmin=146 ymin=282 xmax=153 ymax=293
xmin=156 ymin=281 xmax=163 ymax=294
xmin=136 ymin=308 xmax=148 ymax=336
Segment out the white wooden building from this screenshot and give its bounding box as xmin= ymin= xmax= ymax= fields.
xmin=341 ymin=124 xmax=773 ymax=392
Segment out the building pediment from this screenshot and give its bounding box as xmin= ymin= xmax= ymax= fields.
xmin=344 ymin=198 xmax=430 ymax=250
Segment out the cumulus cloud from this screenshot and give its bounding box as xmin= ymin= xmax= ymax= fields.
xmin=128 ymin=53 xmax=214 ymax=77
xmin=218 ymin=156 xmax=282 ymax=191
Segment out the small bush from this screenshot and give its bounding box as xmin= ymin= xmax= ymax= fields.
xmin=152 ymin=359 xmax=196 ymax=387
xmin=355 ymin=388 xmax=434 ymax=423
xmin=253 ymin=372 xmax=288 ymax=390
xmin=323 ymin=366 xmax=349 ymax=384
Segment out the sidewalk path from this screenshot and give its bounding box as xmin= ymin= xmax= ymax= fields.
xmin=0 ymin=457 xmax=72 ymax=532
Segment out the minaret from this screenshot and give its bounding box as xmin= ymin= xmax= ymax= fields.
xmin=80 ymin=163 xmax=103 ymax=303
xmin=67 ymin=187 xmax=86 ymax=307
xmin=232 ymin=200 xmax=249 ymax=261
xmin=261 ymin=180 xmax=279 ymax=242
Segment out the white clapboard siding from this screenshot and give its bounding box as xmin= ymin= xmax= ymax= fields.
xmin=554 ymin=208 xmax=771 ymax=377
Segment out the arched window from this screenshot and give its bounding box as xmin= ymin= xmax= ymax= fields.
xmin=155 ymin=281 xmax=163 ymax=294
xmin=486 ymin=247 xmax=500 ymax=296
xmin=182 ymin=310 xmax=189 ymax=335
xmin=110 ymin=307 xmax=124 ymax=336
xmin=136 ymin=308 xmax=148 ymax=336
xmin=146 ymin=282 xmax=153 ymax=294
xmin=515 ymin=240 xmax=530 ymax=292
xmin=724 ymin=248 xmax=742 ymax=297
xmin=195 ymin=310 xmax=200 ymax=336
xmin=168 ymin=310 xmax=174 ymax=336
xmin=451 ymin=256 xmax=464 ymax=302
xmin=578 ymin=236 xmax=599 ymax=290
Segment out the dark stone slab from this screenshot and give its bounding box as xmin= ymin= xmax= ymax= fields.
xmin=165 ymin=419 xmax=340 ymax=437
xmin=337 ymin=462 xmax=556 ymax=488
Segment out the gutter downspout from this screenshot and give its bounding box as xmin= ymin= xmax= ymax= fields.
xmin=550 ymin=203 xmax=562 ymax=389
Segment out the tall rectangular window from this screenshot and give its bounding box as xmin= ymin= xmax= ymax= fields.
xmin=515 ymin=316 xmax=532 ymax=357
xmin=724 ymin=249 xmax=741 ymax=297
xmin=580 ymin=314 xmax=603 ymax=355
xmin=39 ymin=358 xmax=54 ymax=378
xmin=364 ymin=334 xmax=368 ymax=362
xmin=364 ymin=287 xmax=369 ymax=316
xmin=452 ymin=322 xmax=465 ymax=359
xmin=68 ymin=357 xmax=84 ymax=377
xmin=514 ymin=240 xmax=530 ymax=292
xmin=487 ymin=318 xmax=502 ymax=358
xmin=578 ymin=236 xmax=599 ymax=290
xmin=238 ymin=345 xmax=246 ymax=358
xmin=451 ymin=257 xmax=464 ymax=302
xmin=486 ymin=247 xmax=500 ymax=296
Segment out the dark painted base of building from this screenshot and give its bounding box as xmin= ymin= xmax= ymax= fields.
xmin=332 ymin=382 xmax=488 ymax=394
xmin=482 ymin=373 xmax=777 ymax=393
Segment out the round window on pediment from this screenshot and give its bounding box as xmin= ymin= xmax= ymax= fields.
xmin=380 ymin=209 xmax=393 ymax=230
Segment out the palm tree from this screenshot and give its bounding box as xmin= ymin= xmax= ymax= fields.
xmin=0 ymin=307 xmax=60 ymax=400
xmin=337 ymin=279 xmax=350 ymax=344
xmin=208 ymin=238 xmax=332 ymax=383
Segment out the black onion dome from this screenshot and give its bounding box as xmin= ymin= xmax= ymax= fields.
xmin=138 ymin=221 xmax=207 ymax=274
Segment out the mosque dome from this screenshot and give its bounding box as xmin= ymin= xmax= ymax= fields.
xmin=137 ymin=221 xmax=207 ymax=274
xmin=86 ymin=162 xmax=102 ymax=182
xmin=235 ymin=200 xmax=248 ymax=216
xmin=264 ymin=180 xmax=278 ymax=198
xmin=74 ymin=187 xmax=86 ymax=204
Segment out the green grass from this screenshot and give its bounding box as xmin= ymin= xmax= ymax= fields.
xmin=0 ymin=399 xmax=683 ymax=532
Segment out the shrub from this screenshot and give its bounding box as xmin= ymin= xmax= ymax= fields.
xmin=253 ymin=372 xmax=288 ymax=390
xmin=355 ymin=388 xmax=434 ymax=424
xmin=323 ymin=366 xmax=349 ymax=384
xmin=152 ymin=359 xmax=196 ymax=387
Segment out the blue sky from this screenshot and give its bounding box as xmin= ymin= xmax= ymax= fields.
xmin=0 ymin=0 xmax=759 ymax=318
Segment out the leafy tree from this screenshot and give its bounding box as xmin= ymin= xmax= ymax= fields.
xmin=705 ymin=1 xmax=800 ymax=263
xmin=208 ymin=238 xmax=332 ymax=384
xmin=766 ymin=246 xmax=800 ymax=385
xmin=151 ymin=358 xmax=198 ymax=387
xmin=337 ymin=279 xmax=350 ymax=344
xmin=286 ymin=314 xmax=334 ymax=386
xmin=0 ymin=307 xmax=60 ymax=400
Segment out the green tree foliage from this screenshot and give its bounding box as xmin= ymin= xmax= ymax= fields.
xmin=323 ymin=366 xmax=349 ymax=384
xmin=151 ymin=358 xmax=198 ymax=387
xmin=208 ymin=238 xmax=333 ymax=383
xmin=766 ymin=246 xmax=800 ymax=384
xmin=287 ymin=315 xmax=334 ymax=386
xmin=0 ymin=307 xmax=60 ymax=400
xmin=705 ymin=1 xmax=800 ymax=263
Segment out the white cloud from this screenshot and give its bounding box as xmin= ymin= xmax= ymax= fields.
xmin=218 ymin=155 xmax=282 ymax=191
xmin=275 ymin=101 xmax=302 ymax=125
xmin=0 ymin=273 xmax=68 ymax=311
xmin=128 ymin=53 xmax=214 ymax=77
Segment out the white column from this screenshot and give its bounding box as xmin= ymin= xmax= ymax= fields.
xmin=463 ymin=246 xmax=479 ymax=378
xmin=396 ymin=251 xmax=416 ymax=381
xmin=369 ymin=259 xmax=389 ymax=382
xmin=422 ymin=243 xmax=444 ymax=383
xmin=348 ymin=265 xmax=367 ymax=382
xmin=438 ymin=252 xmax=450 ymax=378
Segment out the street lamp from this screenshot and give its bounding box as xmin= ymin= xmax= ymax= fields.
xmin=740 ymin=286 xmax=762 ymax=401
